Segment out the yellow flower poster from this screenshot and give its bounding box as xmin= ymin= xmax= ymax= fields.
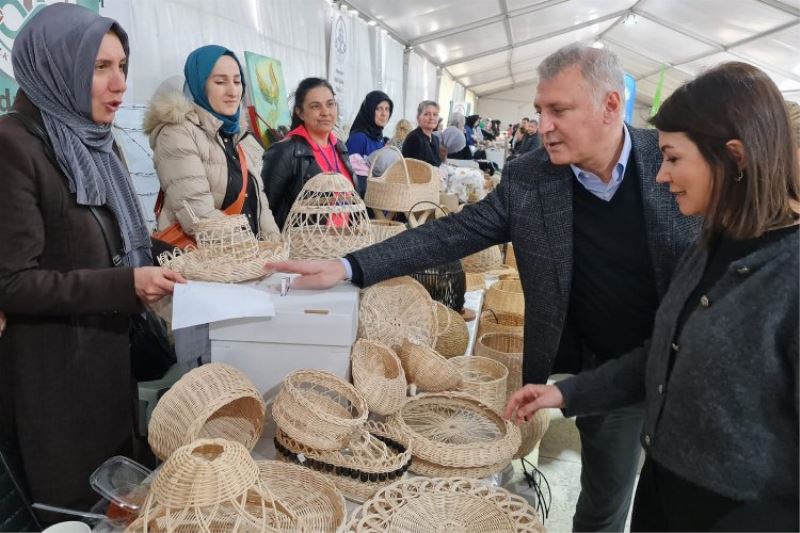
xmin=243 ymin=51 xmax=290 ymax=144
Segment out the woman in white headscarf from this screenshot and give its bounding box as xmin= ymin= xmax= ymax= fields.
xmin=441 ymin=112 xmax=472 ymax=161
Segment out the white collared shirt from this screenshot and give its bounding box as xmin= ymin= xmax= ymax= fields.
xmin=570 ymin=125 xmax=632 ymax=202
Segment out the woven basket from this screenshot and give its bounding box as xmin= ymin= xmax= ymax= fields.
xmin=147 ymin=363 xmax=265 ymax=461
xmin=484 ymin=279 xmax=525 ymax=315
xmin=505 ymin=243 xmax=517 ymax=268
xmin=358 ymin=276 xmax=438 ymax=349
xmin=364 ymin=146 xmax=440 ymax=213
xmin=127 ymin=439 xmax=296 ymax=533
xmin=461 ymin=245 xmax=504 ymax=273
xmin=450 ymin=356 xmax=508 ymax=413
xmin=369 ymin=219 xmax=406 ymax=243
xmin=515 ymin=409 xmax=552 ymax=461
xmin=256 ymin=460 xmax=346 ymax=532
xmin=351 ymin=339 xmax=407 ymax=416
xmin=272 ymin=369 xmax=368 ymax=451
xmin=384 ymin=392 xmax=520 ymax=468
xmin=464 ymin=265 xmax=518 ymax=292
xmin=409 ymin=456 xmax=510 ymax=480
xmin=477 ymin=309 xmax=525 ymax=339
xmin=474 ymin=333 xmax=524 ymax=401
xmin=346 ymin=477 xmax=544 ymax=532
xmin=282 ymin=172 xmax=373 ymax=260
xmin=433 ymin=302 xmax=469 ymax=358
xmin=397 ymin=340 xmax=462 ymax=392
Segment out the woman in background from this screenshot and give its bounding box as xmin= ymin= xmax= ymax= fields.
xmin=388 ymin=118 xmax=412 ymax=149
xmin=346 ymin=90 xmax=393 ymax=195
xmin=401 ymin=100 xmax=441 ymax=167
xmin=441 ymin=112 xmax=471 ymax=160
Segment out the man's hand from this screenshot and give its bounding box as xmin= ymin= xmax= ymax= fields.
xmin=266 ymin=260 xmax=347 ymax=290
xmin=503 ymin=384 xmax=564 ymax=424
xmin=134 ymin=267 xmax=186 ymax=304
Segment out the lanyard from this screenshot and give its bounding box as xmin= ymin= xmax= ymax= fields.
xmin=315 ymin=136 xmax=340 ymax=173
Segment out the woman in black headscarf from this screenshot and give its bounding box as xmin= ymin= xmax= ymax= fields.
xmin=347 ymin=90 xmax=393 ymax=195
xmin=0 ymin=3 xmax=183 ymax=523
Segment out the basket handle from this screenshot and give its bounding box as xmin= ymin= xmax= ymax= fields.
xmin=406 ymin=200 xmax=449 ymax=219
xmin=368 ymin=145 xmax=409 ymax=184
xmin=483 ymin=308 xmax=499 ymax=324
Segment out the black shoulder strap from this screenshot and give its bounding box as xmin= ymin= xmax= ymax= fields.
xmin=6 ymin=111 xmax=123 ymax=266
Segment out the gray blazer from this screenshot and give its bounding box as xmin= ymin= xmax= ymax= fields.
xmin=559 ymin=228 xmax=799 ymax=501
xmin=350 ymin=126 xmax=700 ymax=384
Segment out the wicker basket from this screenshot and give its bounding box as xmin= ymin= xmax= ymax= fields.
xmin=364 ymin=146 xmax=440 ymax=213
xmin=461 ymin=245 xmax=504 ymax=273
xmin=346 ymin=477 xmax=544 ymax=533
xmin=272 ymin=369 xmax=368 ymax=451
xmin=147 ymin=363 xmax=265 ymax=461
xmin=369 ymin=219 xmax=406 ymax=243
xmin=408 ymin=456 xmax=510 ymax=480
xmin=351 ymin=339 xmax=407 ymax=416
xmin=477 ymin=309 xmax=525 ymax=339
xmin=385 ymin=392 xmax=520 ymax=468
xmin=450 ymin=356 xmax=508 ymax=413
xmin=505 ymin=243 xmax=517 ymax=268
xmin=127 ymin=439 xmax=296 ymax=533
xmin=515 ymin=409 xmax=552 ymax=461
xmin=282 ymin=172 xmax=373 ymax=260
xmin=397 ymin=340 xmax=462 ymax=392
xmin=484 ymin=279 xmax=525 ymax=315
xmin=474 ymin=333 xmax=524 ymax=401
xmin=358 ymin=276 xmax=438 ymax=349
xmin=433 ymin=302 xmax=469 ymax=358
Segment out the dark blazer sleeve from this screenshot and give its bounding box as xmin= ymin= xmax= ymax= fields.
xmin=348 ymin=161 xmax=514 ymax=287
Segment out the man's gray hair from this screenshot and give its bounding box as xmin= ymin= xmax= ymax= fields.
xmin=537 ymin=44 xmax=626 ymax=105
xmin=417 ymin=100 xmax=440 ymax=117
xmin=448 ymin=111 xmax=465 ymax=129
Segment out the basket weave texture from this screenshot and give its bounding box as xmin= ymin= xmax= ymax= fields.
xmin=474 ymin=333 xmax=524 ymax=400
xmin=358 ymin=276 xmax=438 ymax=349
xmin=477 ymin=309 xmax=525 ymax=339
xmin=147 ymin=363 xmax=265 ymax=461
xmin=515 ymin=409 xmax=552 ymax=461
xmin=397 ymin=340 xmax=462 ymax=392
xmin=450 ymin=356 xmax=508 ymax=413
xmin=282 ymin=172 xmax=373 ymax=260
xmin=364 ymin=147 xmax=440 ymax=212
xmin=126 ymin=439 xmax=296 ymax=533
xmin=505 ymin=243 xmax=517 ymax=268
xmin=433 ymin=302 xmax=469 ymax=358
xmin=351 ymin=339 xmax=407 ymax=415
xmin=345 ymin=477 xmax=544 ymax=533
xmin=484 ymin=279 xmax=525 ymax=315
xmin=272 ymin=369 xmax=368 ymax=451
xmin=461 ymin=245 xmax=504 ymax=273
xmin=369 ymin=219 xmax=406 ymax=242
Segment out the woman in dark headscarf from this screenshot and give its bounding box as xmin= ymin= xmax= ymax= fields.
xmin=346 ymin=90 xmax=393 ymax=196
xmin=0 ymin=3 xmax=183 ymax=523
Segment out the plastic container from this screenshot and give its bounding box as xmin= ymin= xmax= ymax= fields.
xmin=89 ymin=456 xmax=151 ymax=515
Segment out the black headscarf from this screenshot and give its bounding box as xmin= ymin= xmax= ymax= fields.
xmin=466 ymin=114 xmax=480 ymax=128
xmin=350 ymin=90 xmax=393 ymax=141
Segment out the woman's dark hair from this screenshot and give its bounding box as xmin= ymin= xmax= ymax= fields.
xmin=651 ymin=62 xmax=800 ymax=243
xmin=290 ymin=77 xmax=335 ymax=129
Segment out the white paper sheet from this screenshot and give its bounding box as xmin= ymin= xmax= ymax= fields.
xmin=172 ymin=281 xmax=275 ymax=330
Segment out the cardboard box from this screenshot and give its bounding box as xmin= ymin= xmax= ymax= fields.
xmin=209 ymin=280 xmax=359 ymax=398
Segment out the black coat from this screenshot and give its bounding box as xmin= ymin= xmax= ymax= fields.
xmin=401 ymin=127 xmax=441 ymax=167
xmin=261 ymin=136 xmax=354 ymax=229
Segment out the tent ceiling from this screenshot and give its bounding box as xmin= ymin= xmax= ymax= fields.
xmin=342 ymin=0 xmax=800 ymax=104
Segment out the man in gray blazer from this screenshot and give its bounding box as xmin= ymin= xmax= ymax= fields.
xmin=271 ymin=44 xmax=699 ymax=532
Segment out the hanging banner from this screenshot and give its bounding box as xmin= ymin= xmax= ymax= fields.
xmin=328 ymin=11 xmax=351 ymax=129
xmin=0 ymin=0 xmax=100 ymax=113
xmin=623 ymin=73 xmax=636 ymax=124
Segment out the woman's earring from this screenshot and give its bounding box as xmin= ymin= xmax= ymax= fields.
xmin=735 ymin=169 xmax=744 ymax=182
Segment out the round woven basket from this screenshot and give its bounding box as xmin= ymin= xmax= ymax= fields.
xmin=351 ymin=339 xmax=407 ymax=416
xmin=272 ymin=369 xmax=368 ymax=451
xmin=385 ymin=392 xmax=520 ymax=468
xmin=477 ymin=309 xmax=525 ymax=339
xmin=256 ymin=460 xmax=347 ymax=532
xmin=346 ymin=477 xmax=544 ymax=533
xmin=397 ymin=340 xmax=462 ymax=392
xmin=369 ymin=219 xmax=406 ymax=243
xmin=461 ymin=245 xmax=504 ymax=273
xmin=433 ymin=302 xmax=469 ymax=358
xmin=358 ymin=276 xmax=438 ymax=349
xmin=515 ymin=409 xmax=552 ymax=461
xmin=450 ymin=356 xmax=508 ymax=413
xmin=484 ymin=279 xmax=525 ymax=315
xmin=464 ymin=265 xmax=518 ymax=292
xmin=474 ymin=332 xmax=524 ymax=401
xmin=147 ymin=363 xmax=265 ymax=461
xmin=127 ymin=439 xmax=296 ymax=533
xmin=364 ymin=147 xmax=440 ymax=213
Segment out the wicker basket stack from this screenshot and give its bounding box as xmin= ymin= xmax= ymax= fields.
xmin=477 ymin=309 xmax=525 ymax=339
xmin=450 ymin=356 xmax=508 ymax=413
xmin=484 ymin=279 xmax=525 ymax=315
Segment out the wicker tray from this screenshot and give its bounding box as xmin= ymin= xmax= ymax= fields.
xmin=409 ymin=456 xmax=511 ymax=480
xmin=147 ymin=363 xmax=265 ymax=461
xmin=450 ymin=356 xmax=508 ymax=413
xmin=345 ymin=477 xmax=544 ymax=532
xmin=358 ymin=276 xmax=438 ymax=349
xmin=433 ymin=302 xmax=469 ymax=358
xmin=477 ymin=309 xmax=525 ymax=339
xmin=351 ymin=339 xmax=407 ymax=416
xmin=474 ymin=332 xmax=524 ymax=400
xmin=365 ymin=147 xmax=440 ymax=213
xmin=397 ymin=340 xmax=462 ymax=392
xmin=484 ymin=279 xmax=525 ymax=315
xmin=384 ymin=392 xmax=520 ymax=468
xmin=256 ymin=460 xmax=346 ymax=532
xmin=272 ymin=369 xmax=368 ymax=451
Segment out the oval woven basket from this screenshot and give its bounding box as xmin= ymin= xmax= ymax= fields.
xmin=147 ymin=363 xmax=265 ymax=461
xmin=127 ymin=438 xmax=297 ymax=533
xmin=364 ymin=147 xmax=440 ymax=213
xmin=272 ymin=369 xmax=368 ymax=451
xmin=358 ymin=276 xmax=438 ymax=349
xmin=461 ymin=245 xmax=504 ymax=273
xmin=409 ymin=456 xmax=511 ymax=480
xmin=397 ymin=340 xmax=462 ymax=392
xmin=385 ymin=392 xmax=520 ymax=468
xmin=346 ymin=477 xmax=544 ymax=533
xmin=256 ymin=460 xmax=347 ymax=532
xmin=474 ymin=332 xmax=524 ymax=401
xmin=433 ymin=302 xmax=469 ymax=358
xmin=369 ymin=219 xmax=406 ymax=243
xmin=351 ymin=339 xmax=407 ymax=416
xmin=477 ymin=309 xmax=525 ymax=339
xmin=450 ymin=356 xmax=508 ymax=413
xmin=484 ymin=279 xmax=525 ymax=315
xmin=515 ymin=409 xmax=552 ymax=461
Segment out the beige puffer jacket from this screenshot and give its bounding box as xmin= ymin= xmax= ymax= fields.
xmin=143 ymin=91 xmax=280 ymax=237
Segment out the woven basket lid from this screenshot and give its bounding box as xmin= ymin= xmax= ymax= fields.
xmin=358 ymin=276 xmax=437 ymax=349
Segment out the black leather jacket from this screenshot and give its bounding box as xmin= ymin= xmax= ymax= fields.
xmin=261 ymin=135 xmax=354 ymax=229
